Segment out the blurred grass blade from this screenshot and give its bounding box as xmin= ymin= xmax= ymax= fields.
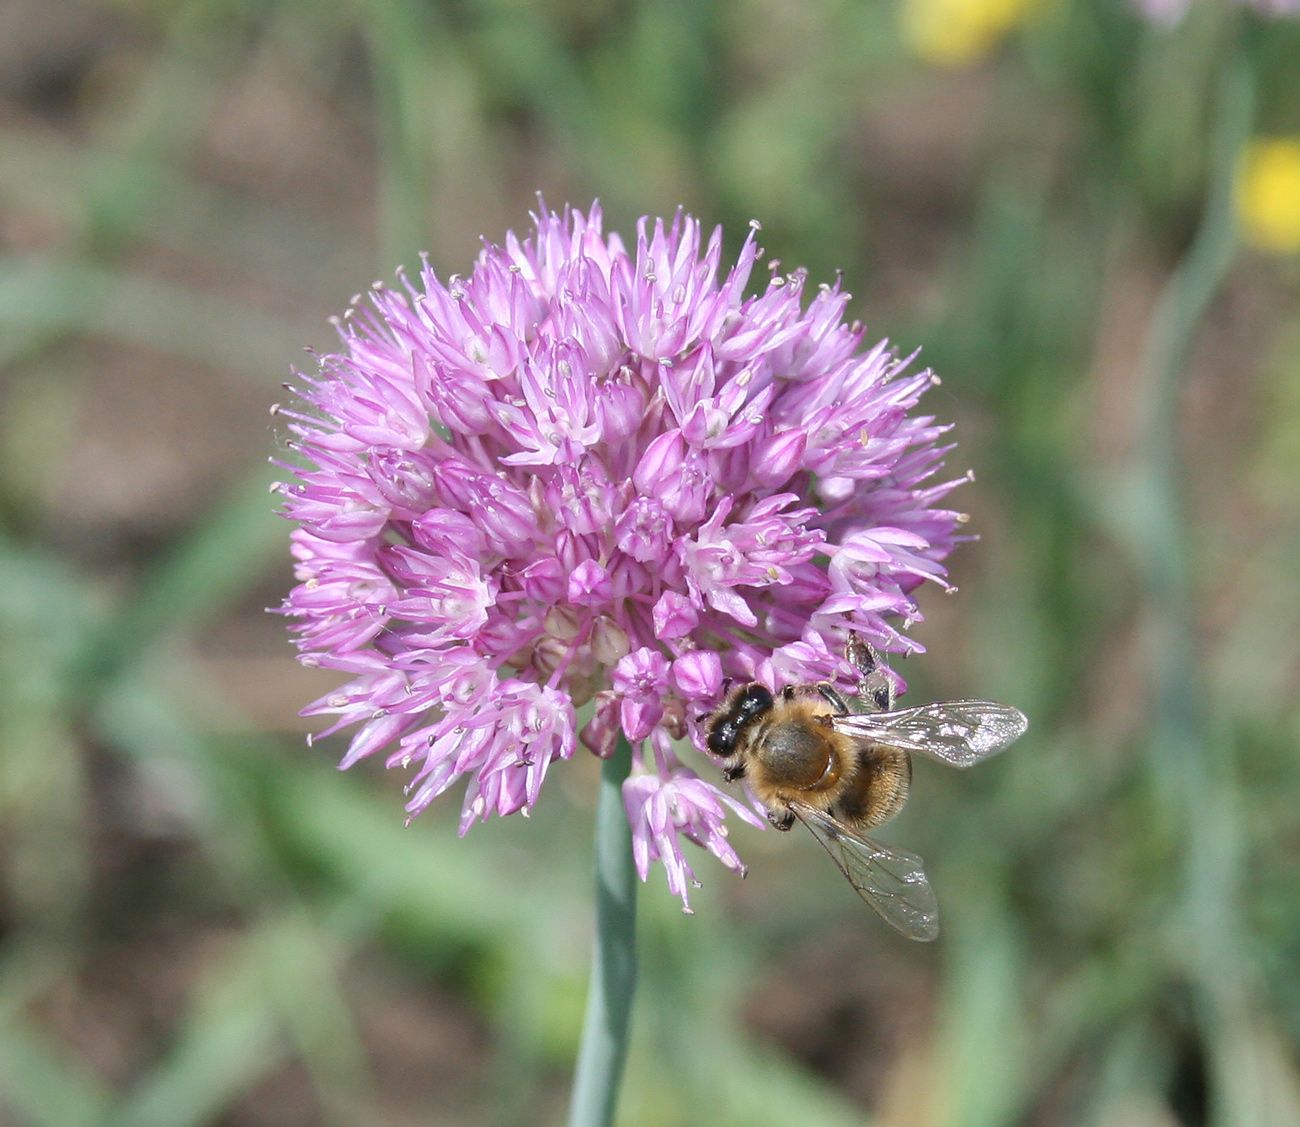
xmin=0 ymin=258 xmax=321 ymax=378
xmin=632 ymin=903 xmax=872 ymax=1127
xmin=1124 ymin=47 xmax=1261 ymax=1127
xmin=367 ymin=0 xmax=441 ymax=271
xmin=79 ymin=464 xmax=287 ymax=689
xmin=0 ymin=938 xmax=108 ymax=1127
xmin=268 ymin=754 xmax=524 ymax=942
xmin=102 ymin=917 xmax=291 ymax=1127
xmin=935 ymin=890 xmax=1026 ymax=1127
xmin=260 ymin=908 xmax=376 ymax=1126
xmin=0 ymin=1024 xmax=111 ymax=1127
xmin=93 ymin=677 xmax=272 ymax=891
xmin=79 ymin=0 xmax=255 ymax=254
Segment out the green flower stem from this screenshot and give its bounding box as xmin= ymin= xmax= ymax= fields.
xmin=1131 ymin=49 xmax=1260 ymax=1127
xmin=1135 ymin=51 xmax=1251 ymax=939
xmin=568 ymin=734 xmax=638 ymax=1127
xmin=1132 ymin=56 xmax=1251 ymax=818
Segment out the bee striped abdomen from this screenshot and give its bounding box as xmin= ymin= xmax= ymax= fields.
xmin=834 ymin=746 xmax=912 ymax=829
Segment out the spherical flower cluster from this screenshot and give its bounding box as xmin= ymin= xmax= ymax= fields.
xmin=277 ymin=202 xmax=967 ymax=909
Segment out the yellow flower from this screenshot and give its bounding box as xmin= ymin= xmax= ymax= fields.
xmin=901 ymin=0 xmax=1042 ymax=67
xmin=1237 ymin=138 xmax=1300 ymax=255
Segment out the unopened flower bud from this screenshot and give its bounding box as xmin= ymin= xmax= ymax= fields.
xmin=752 ymin=428 xmax=807 ymax=487
xmin=591 ymin=615 xmax=632 ymax=665
xmin=632 ymin=429 xmax=685 ymax=495
xmin=580 ymin=692 xmax=621 ymax=758
xmin=671 ymin=651 xmax=724 ymax=701
xmin=544 ymin=604 xmax=583 ymax=642
xmin=519 ymin=556 xmax=565 ymax=602
xmin=653 ymin=590 xmax=698 ymax=639
xmin=568 ymin=559 xmax=613 ymax=606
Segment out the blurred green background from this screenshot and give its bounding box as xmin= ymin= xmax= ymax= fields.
xmin=2 ymin=0 xmax=1299 ymax=1124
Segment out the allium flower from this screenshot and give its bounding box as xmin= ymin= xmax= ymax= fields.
xmin=276 ymin=202 xmax=968 ymax=907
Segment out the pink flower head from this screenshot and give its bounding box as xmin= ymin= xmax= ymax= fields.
xmin=277 ymin=202 xmax=969 ymax=906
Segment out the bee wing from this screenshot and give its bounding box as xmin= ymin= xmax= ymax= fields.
xmin=831 ymin=701 xmax=1028 ymax=768
xmin=790 ymin=801 xmax=939 ymax=942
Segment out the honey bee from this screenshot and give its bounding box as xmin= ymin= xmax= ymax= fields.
xmin=704 ymin=634 xmax=1027 ymax=940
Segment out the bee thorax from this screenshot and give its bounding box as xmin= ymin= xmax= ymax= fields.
xmin=754 ymin=721 xmax=839 ymax=791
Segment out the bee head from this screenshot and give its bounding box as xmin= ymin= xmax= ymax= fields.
xmin=706 ymin=682 xmax=774 ymax=757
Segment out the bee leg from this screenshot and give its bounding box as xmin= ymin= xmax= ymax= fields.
xmin=815 ymin=683 xmax=850 ymax=713
xmin=785 ymin=681 xmax=845 ymax=710
xmin=846 ymin=635 xmax=895 ymax=712
xmin=845 ymin=632 xmax=877 ymax=673
xmin=722 ymin=762 xmax=746 ymax=782
xmin=766 ymin=806 xmax=796 ymax=831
